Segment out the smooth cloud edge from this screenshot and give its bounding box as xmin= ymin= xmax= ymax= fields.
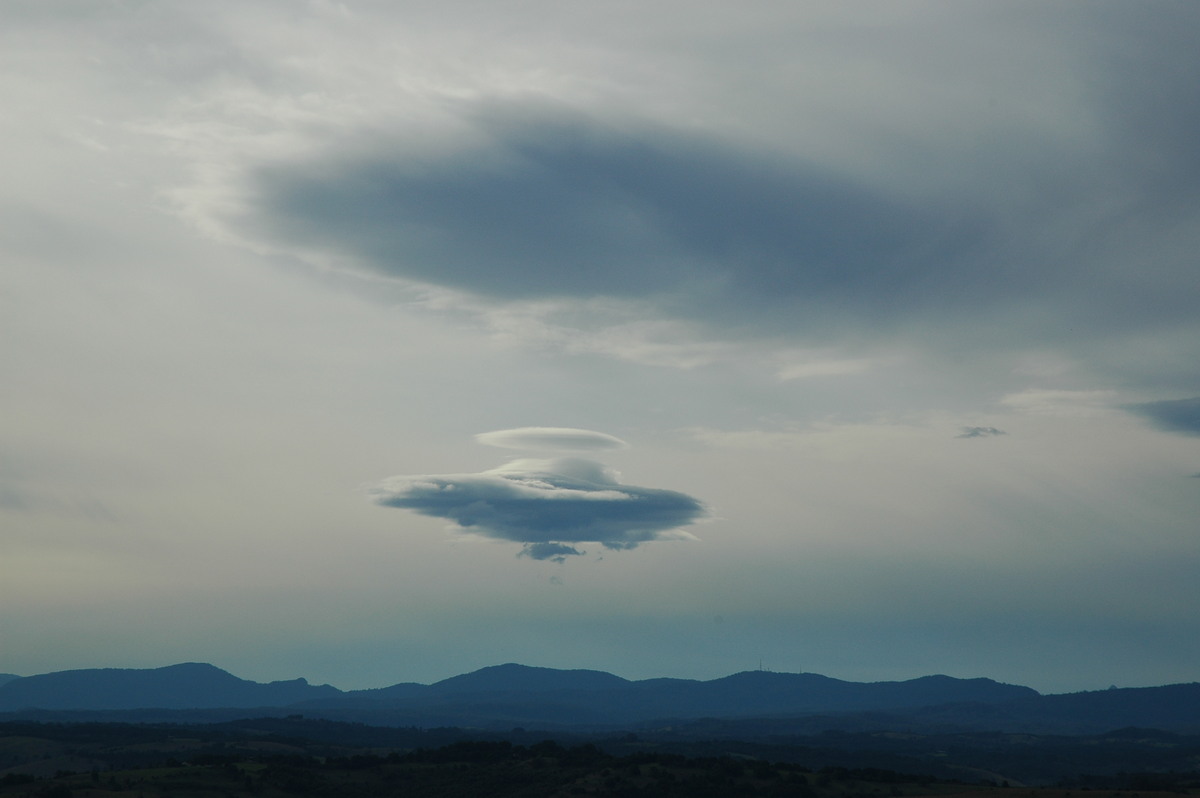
xmin=475 ymin=426 xmax=629 ymax=452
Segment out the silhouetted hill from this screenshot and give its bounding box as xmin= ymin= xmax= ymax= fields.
xmin=429 ymin=663 xmax=630 ymax=694
xmin=284 ymin=668 xmax=1038 ymax=730
xmin=2 ymin=662 xmax=1197 ymax=735
xmin=601 ymin=671 xmax=1038 ymax=720
xmin=0 ymin=674 xmax=20 ymax=687
xmin=343 ymin=681 xmax=428 ymax=701
xmin=987 ymin=683 xmax=1200 ymax=734
xmin=0 ymin=662 xmax=338 ymax=711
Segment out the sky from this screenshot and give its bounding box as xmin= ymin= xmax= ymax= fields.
xmin=2 ymin=0 xmax=1199 ymax=696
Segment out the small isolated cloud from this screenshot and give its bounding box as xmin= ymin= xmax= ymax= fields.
xmin=475 ymin=427 xmax=628 ymax=452
xmin=370 ymin=454 xmax=705 ymax=560
xmin=956 ymin=426 xmax=1007 ymax=439
xmin=1125 ymin=397 xmax=1200 ymax=436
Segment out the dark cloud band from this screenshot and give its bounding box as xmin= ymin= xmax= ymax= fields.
xmin=243 ymin=95 xmax=1200 ymax=367
xmin=1125 ymin=397 xmax=1200 ymax=436
xmin=248 ymin=106 xmax=984 ymax=320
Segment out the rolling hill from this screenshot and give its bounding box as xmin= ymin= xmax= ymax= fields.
xmin=1 ymin=662 xmax=1196 ymax=735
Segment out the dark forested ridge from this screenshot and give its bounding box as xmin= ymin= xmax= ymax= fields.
xmin=2 ymin=716 xmax=1200 ymax=794
xmin=1 ymin=663 xmax=1198 ymax=736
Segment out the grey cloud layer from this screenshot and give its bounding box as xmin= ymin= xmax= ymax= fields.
xmin=370 ymin=457 xmax=706 ymax=559
xmin=249 ymin=109 xmax=984 ymax=328
xmin=244 ymin=84 xmax=1200 ymax=359
xmin=5 ymin=0 xmax=1200 ymax=696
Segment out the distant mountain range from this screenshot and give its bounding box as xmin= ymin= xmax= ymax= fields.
xmin=0 ymin=663 xmax=339 ymax=711
xmin=1 ymin=662 xmax=1197 ymax=735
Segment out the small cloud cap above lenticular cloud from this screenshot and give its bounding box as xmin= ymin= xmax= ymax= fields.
xmin=476 ymin=426 xmax=628 ymax=452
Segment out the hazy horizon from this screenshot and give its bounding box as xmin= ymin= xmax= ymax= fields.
xmin=2 ymin=1 xmax=1198 ymax=696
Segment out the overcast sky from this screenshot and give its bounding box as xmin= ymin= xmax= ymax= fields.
xmin=3 ymin=0 xmax=1199 ymax=694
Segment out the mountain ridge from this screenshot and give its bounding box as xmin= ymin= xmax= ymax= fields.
xmin=428 ymin=662 xmax=631 ymax=694
xmin=1 ymin=661 xmax=1196 ymax=735
xmin=0 ymin=662 xmax=340 ymax=711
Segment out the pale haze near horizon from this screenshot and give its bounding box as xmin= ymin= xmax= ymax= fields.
xmin=2 ymin=0 xmax=1199 ymax=694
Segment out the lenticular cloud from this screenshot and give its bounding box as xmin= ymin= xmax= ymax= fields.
xmin=370 ymin=431 xmax=705 ymax=561
xmin=475 ymin=426 xmax=628 ymax=452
